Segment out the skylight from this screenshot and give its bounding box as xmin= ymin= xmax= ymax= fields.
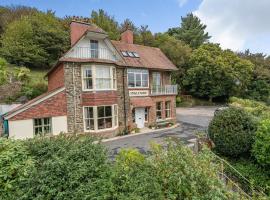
xmin=121 ymin=51 xmax=139 ymax=58
xmin=132 ymin=52 xmax=140 ymax=58
xmin=127 ymin=52 xmax=135 ymax=57
xmin=121 ymin=51 xmax=128 ymax=57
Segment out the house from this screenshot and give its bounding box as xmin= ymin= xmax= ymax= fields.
xmin=3 ymin=21 xmax=178 ymax=139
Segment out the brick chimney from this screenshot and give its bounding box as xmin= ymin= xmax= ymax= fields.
xmin=70 ymin=21 xmax=90 ymax=46
xmin=121 ymin=29 xmax=133 ymax=44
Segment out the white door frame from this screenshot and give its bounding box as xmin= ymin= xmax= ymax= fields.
xmin=135 ymin=107 xmax=145 ymax=128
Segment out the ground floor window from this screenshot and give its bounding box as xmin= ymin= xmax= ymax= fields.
xmin=145 ymin=108 xmax=149 ymax=122
xmin=165 ymin=101 xmax=171 ymax=118
xmin=156 ymin=102 xmax=162 ymax=120
xmin=84 ymin=104 xmax=118 ymax=131
xmin=34 ymin=118 xmax=51 ymax=135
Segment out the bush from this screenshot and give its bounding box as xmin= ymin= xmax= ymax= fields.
xmin=0 ymin=138 xmax=34 ymax=200
xmin=21 ymin=135 xmax=113 ymax=199
xmin=252 ymin=119 xmax=270 ymax=168
xmin=208 ymin=107 xmax=257 ymax=157
xmin=14 ymin=67 xmax=31 ymax=83
xmin=0 ymin=57 xmax=8 ymax=85
xmin=21 ymin=81 xmax=47 ymax=99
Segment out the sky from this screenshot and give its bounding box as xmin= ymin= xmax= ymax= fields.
xmin=1 ymin=0 xmax=270 ymax=55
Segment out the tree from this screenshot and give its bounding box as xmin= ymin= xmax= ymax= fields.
xmin=0 ymin=11 xmax=69 ymax=69
xmin=0 ymin=57 xmax=7 ymax=85
xmin=168 ymin=13 xmax=211 ymax=48
xmin=134 ymin=25 xmax=155 ymax=46
xmin=153 ymin=33 xmax=192 ymax=86
xmin=120 ymin=18 xmax=137 ymax=32
xmin=183 ymin=43 xmax=254 ymax=101
xmin=91 ymin=9 xmax=120 ymax=40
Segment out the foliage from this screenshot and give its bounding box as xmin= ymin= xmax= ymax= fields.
xmin=252 ymin=119 xmax=270 ymax=168
xmin=0 ymin=138 xmax=34 ymax=200
xmin=91 ymin=9 xmax=120 ymax=40
xmin=245 ymin=79 xmax=270 ymax=103
xmin=135 ymin=25 xmax=155 ymax=46
xmin=229 ymin=97 xmax=270 ymax=120
xmin=0 ymin=57 xmax=8 ymax=85
xmin=208 ymin=107 xmax=257 ymax=157
xmin=168 ymin=13 xmax=211 ymax=48
xmin=0 ymin=11 xmax=69 ymax=69
xmin=225 ymin=157 xmax=270 ymax=196
xmin=183 ymin=43 xmax=254 ymax=101
xmin=13 ymin=67 xmax=31 ymax=83
xmin=20 ymin=135 xmax=113 ymax=199
xmin=120 ymin=18 xmax=137 ymax=32
xmin=21 ymin=82 xmax=47 ymax=99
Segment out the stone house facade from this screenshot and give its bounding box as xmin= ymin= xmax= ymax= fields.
xmin=3 ymin=21 xmax=178 ymax=139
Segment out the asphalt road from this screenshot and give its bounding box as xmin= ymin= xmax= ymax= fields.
xmin=103 ymin=106 xmax=217 ymax=158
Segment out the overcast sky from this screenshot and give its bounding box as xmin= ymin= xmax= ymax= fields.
xmin=1 ymin=0 xmax=269 ymax=55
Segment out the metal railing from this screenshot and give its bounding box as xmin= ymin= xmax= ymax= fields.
xmin=150 ymin=85 xmax=178 ymax=95
xmin=66 ymin=47 xmax=117 ymax=61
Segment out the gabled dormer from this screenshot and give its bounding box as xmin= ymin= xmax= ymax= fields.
xmin=63 ymin=21 xmax=121 ymax=61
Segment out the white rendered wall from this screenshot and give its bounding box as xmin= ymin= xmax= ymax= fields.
xmin=52 ymin=116 xmax=67 ymax=135
xmin=9 ymin=119 xmax=34 ymax=139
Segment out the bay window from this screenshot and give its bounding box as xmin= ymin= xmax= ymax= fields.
xmin=82 ymin=65 xmax=116 ymax=91
xmin=83 ymin=105 xmax=118 ymax=131
xmin=127 ymin=68 xmax=149 ymax=88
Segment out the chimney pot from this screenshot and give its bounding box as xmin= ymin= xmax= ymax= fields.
xmin=121 ymin=29 xmax=133 ymax=44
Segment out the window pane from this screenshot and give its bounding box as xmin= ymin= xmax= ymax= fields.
xmin=135 ymin=74 xmax=142 ymax=87
xmin=128 ymin=73 xmax=135 ymax=87
xmin=153 ymin=72 xmax=161 ymax=86
xmin=90 ymin=40 xmax=98 ymax=58
xmin=105 ymin=118 xmax=112 ymax=128
xmin=35 ymin=118 xmax=42 ymax=126
xmin=85 ymin=69 xmax=92 ymax=78
xmin=98 ymin=106 xmax=105 ymax=118
xmin=105 ymin=106 xmax=112 ymax=117
xmin=85 ymin=119 xmax=94 ymax=130
xmin=85 ymin=107 xmax=93 ymax=118
xmin=98 ymin=118 xmax=105 ymax=129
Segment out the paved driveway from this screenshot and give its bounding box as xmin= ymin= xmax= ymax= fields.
xmin=103 ymin=106 xmax=217 ymax=158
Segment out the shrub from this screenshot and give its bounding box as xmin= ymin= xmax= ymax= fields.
xmin=0 ymin=138 xmax=34 ymax=200
xmin=21 ymin=81 xmax=47 ymax=99
xmin=0 ymin=57 xmax=8 ymax=85
xmin=21 ymin=135 xmax=113 ymax=199
xmin=252 ymin=119 xmax=270 ymax=168
xmin=14 ymin=67 xmax=31 ymax=83
xmin=208 ymin=107 xmax=257 ymax=157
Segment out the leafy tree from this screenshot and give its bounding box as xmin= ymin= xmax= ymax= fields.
xmin=153 ymin=33 xmax=192 ymax=87
xmin=0 ymin=57 xmax=7 ymax=85
xmin=134 ymin=25 xmax=155 ymax=46
xmin=183 ymin=43 xmax=254 ymax=101
xmin=120 ymin=18 xmax=137 ymax=32
xmin=0 ymin=11 xmax=69 ymax=69
xmin=91 ymin=9 xmax=120 ymax=40
xmin=168 ymin=13 xmax=211 ymax=48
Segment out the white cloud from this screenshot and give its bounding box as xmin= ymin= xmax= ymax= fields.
xmin=177 ymin=0 xmax=188 ymax=7
xmin=194 ymin=0 xmax=270 ymax=54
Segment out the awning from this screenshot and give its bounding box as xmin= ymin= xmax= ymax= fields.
xmin=130 ymin=97 xmax=153 ymax=108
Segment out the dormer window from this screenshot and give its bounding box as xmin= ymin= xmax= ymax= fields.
xmin=90 ymin=40 xmax=99 ymax=58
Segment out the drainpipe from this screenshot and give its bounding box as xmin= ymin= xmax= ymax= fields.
xmin=72 ymin=62 xmax=77 ymax=133
xmin=122 ymin=67 xmax=127 ymax=132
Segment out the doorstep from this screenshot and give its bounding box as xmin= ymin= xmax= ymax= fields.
xmin=99 ymin=123 xmax=180 ymax=143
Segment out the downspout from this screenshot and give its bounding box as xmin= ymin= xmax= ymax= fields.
xmin=122 ymin=67 xmax=127 ymax=132
xmin=72 ymin=62 xmax=77 ymax=133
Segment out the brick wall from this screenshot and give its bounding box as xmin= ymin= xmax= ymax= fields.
xmin=9 ymin=91 xmax=67 ymax=121
xmin=48 ymin=63 xmax=65 ymax=92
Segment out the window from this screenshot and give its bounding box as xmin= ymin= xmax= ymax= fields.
xmin=156 ymin=102 xmax=162 ymax=120
xmin=152 ymin=72 xmax=161 ymax=87
xmin=84 ymin=107 xmax=94 ymax=130
xmin=132 ymin=52 xmax=140 ymax=58
xmin=165 ymin=101 xmax=171 ymax=118
xmin=132 ymin=109 xmax=135 ymax=123
xmin=96 ymin=66 xmax=111 ymax=90
xmin=82 ymin=65 xmax=116 ymax=91
xmin=145 ymin=108 xmax=148 ymax=122
xmin=34 ymin=118 xmax=51 ymax=135
xmin=90 ymin=40 xmax=99 ymax=58
xmin=83 ymin=105 xmax=118 ymax=131
xmin=127 ymin=69 xmax=149 ymax=88
xmin=121 ymin=51 xmax=128 ymax=57
xmin=98 ymin=106 xmax=112 ymax=129
xmin=127 ymin=52 xmax=135 ymax=57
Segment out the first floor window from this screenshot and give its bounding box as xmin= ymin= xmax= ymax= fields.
xmin=127 ymin=68 xmax=149 ymax=88
xmin=84 ymin=105 xmax=118 ymax=131
xmin=82 ymin=65 xmax=116 ymax=91
xmin=165 ymin=101 xmax=171 ymax=118
xmin=34 ymin=118 xmax=51 ymax=135
xmin=156 ymin=102 xmax=162 ymax=120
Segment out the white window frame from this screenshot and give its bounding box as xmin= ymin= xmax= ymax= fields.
xmin=83 ymin=104 xmax=118 ymax=132
xmin=82 ymin=65 xmax=117 ymax=91
xmin=165 ymin=101 xmax=171 ymax=119
xmin=33 ymin=117 xmax=52 ymax=136
xmin=156 ymin=102 xmax=162 ymax=120
xmin=127 ymin=68 xmax=149 ymax=88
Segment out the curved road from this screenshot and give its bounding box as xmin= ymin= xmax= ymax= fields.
xmin=103 ymin=106 xmax=217 ymax=158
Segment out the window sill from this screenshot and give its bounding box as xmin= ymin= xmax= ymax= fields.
xmin=84 ymin=126 xmax=118 ymax=133
xmin=82 ymin=89 xmax=117 ymax=92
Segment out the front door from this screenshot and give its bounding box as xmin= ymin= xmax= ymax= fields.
xmin=135 ymin=108 xmax=145 ymax=128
